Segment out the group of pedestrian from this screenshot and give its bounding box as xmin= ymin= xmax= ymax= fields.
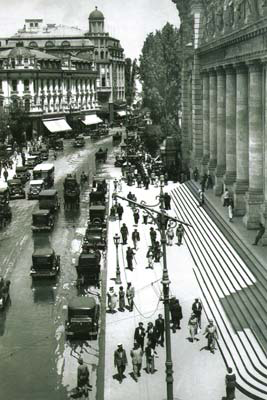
xmin=107 ymin=282 xmax=135 ymax=313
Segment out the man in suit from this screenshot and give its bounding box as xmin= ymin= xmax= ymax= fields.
xmin=192 ymin=298 xmax=202 ymax=329
xmin=114 ymin=344 xmax=128 ymax=383
xmin=171 ymin=299 xmax=183 ymax=333
xmin=155 ymin=314 xmax=165 ymax=347
xmin=134 ymin=322 xmax=146 ymax=351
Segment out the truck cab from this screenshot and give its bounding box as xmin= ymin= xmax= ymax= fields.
xmin=7 ymin=179 xmax=26 ymax=199
xmin=28 ymin=179 xmax=45 ymax=200
xmin=33 ymin=164 xmax=54 ymax=189
xmin=65 ymin=297 xmax=99 ymax=340
xmin=31 ymin=248 xmax=60 ymax=278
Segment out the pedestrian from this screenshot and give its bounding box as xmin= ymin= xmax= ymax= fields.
xmin=146 ymin=322 xmax=157 ymax=351
xmin=206 ymin=173 xmax=213 ymax=189
xmin=192 ymin=298 xmax=202 ymax=330
xmin=225 ymin=367 xmax=236 ymax=400
xmin=126 ymin=246 xmax=135 ymax=271
xmin=120 ymin=223 xmax=129 ymax=245
xmin=176 ymin=223 xmax=185 ymax=246
xmin=134 ymin=322 xmax=146 ymax=351
xmin=127 ymin=191 xmax=133 ymax=207
xmin=3 ymin=168 xmax=8 ymax=182
xmin=155 ymin=314 xmax=164 ymax=347
xmin=193 ymin=167 xmax=199 ymax=182
xmin=114 ymin=344 xmax=128 ymax=384
xmin=77 ymin=357 xmax=92 ymax=398
xmin=142 ymin=209 xmax=148 ymax=224
xmin=150 ymin=227 xmax=157 ymax=248
xmin=132 ymin=228 xmax=140 ymax=250
xmin=21 ymin=151 xmax=26 ymax=166
xmin=171 ymin=299 xmax=183 ymax=333
xmin=166 ymin=225 xmax=174 ymax=246
xmin=253 ymin=222 xmax=265 ymax=246
xmin=13 ymin=150 xmax=18 ymax=161
xmin=151 ymin=171 xmax=156 ymax=185
xmin=113 ymin=178 xmax=118 ymax=192
xmin=110 ymin=205 xmax=116 ymax=220
xmin=133 ymin=208 xmax=140 ymax=225
xmin=203 ymin=319 xmax=219 ymax=353
xmin=223 ymin=188 xmax=230 ymax=207
xmin=117 ymin=203 xmax=124 ymax=221
xmin=118 ymin=286 xmax=125 ymax=312
xmin=145 ymin=175 xmax=150 ymax=190
xmin=164 ymin=192 xmax=171 ymax=210
xmin=146 ymin=246 xmax=154 ymax=269
xmin=136 ymin=174 xmax=142 ymax=188
xmin=145 ymin=343 xmax=155 ymax=374
xmin=118 ymin=178 xmax=122 ymax=192
xmin=198 ymin=188 xmax=205 ymax=206
xmin=228 ymin=198 xmax=234 ymax=222
xmin=126 ymin=282 xmax=135 ymax=312
xmin=188 ymin=312 xmax=198 ymax=342
xmin=130 ymin=342 xmax=143 ymax=381
xmin=107 ymin=287 xmax=117 ymax=314
xmin=153 ymin=241 xmax=162 ymax=263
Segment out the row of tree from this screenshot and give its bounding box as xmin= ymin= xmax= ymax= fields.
xmin=0 ymin=103 xmax=30 ymax=144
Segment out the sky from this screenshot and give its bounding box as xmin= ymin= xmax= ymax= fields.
xmin=0 ymin=0 xmax=180 ymax=60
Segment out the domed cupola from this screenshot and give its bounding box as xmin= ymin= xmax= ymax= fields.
xmin=88 ymin=7 xmax=105 ymax=33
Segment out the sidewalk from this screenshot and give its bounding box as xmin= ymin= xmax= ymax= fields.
xmin=103 ymin=174 xmax=241 ymax=400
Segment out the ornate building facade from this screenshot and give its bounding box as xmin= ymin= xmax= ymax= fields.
xmin=173 ymin=0 xmax=267 ymax=232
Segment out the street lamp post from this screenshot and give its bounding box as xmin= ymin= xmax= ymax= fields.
xmin=113 ymin=233 xmax=121 ymax=285
xmin=113 ymin=189 xmax=191 ymax=400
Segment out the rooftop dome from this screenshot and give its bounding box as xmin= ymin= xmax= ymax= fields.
xmin=89 ymin=6 xmax=104 ymax=20
xmin=9 ymin=45 xmax=32 ymax=58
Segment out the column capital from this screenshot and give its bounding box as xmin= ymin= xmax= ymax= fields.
xmin=235 ymin=62 xmax=247 ymax=74
xmin=208 ymin=68 xmax=217 ymax=77
xmin=215 ymin=66 xmax=225 ymax=76
xmin=246 ymin=59 xmax=262 ymax=72
xmin=200 ymin=69 xmax=209 ymax=77
xmin=224 ymin=64 xmax=235 ymax=75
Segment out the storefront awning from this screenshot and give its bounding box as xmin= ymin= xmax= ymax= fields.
xmin=82 ymin=115 xmax=103 ymax=126
xmin=117 ymin=110 xmax=126 ymax=117
xmin=43 ymin=118 xmax=72 ymax=133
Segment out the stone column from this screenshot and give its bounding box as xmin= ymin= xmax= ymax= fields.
xmin=234 ymin=63 xmax=249 ymax=216
xmin=262 ymin=64 xmax=267 ymax=245
xmin=208 ymin=69 xmax=217 ymax=173
xmin=192 ymin=54 xmax=203 ymax=169
xmin=243 ymin=61 xmax=264 ymax=229
xmin=224 ymin=65 xmax=236 ymax=191
xmin=202 ymin=71 xmax=209 ymax=171
xmin=214 ymin=67 xmax=226 ymax=196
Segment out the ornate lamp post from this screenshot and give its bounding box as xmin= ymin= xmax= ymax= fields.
xmin=113 ymin=233 xmax=121 ymax=285
xmin=113 ymin=190 xmax=191 ymax=400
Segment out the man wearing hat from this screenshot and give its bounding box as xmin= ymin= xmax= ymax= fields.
xmin=77 ymin=357 xmax=92 ymax=397
xmin=126 ymin=282 xmax=135 ymax=312
xmin=192 ymin=298 xmax=202 ymax=330
xmin=203 ymin=319 xmax=219 ymax=353
xmin=155 ymin=314 xmax=165 ymax=347
xmin=114 ymin=344 xmax=128 ymax=383
xmin=130 ymin=342 xmax=143 ymax=381
xmin=134 ymin=322 xmax=146 ymax=351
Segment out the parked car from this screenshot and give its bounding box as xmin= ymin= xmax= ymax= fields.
xmin=0 ymin=188 xmax=12 ymax=228
xmin=75 ymin=252 xmax=100 ymax=287
xmin=28 ymin=179 xmax=45 ymax=200
xmin=15 ymin=166 xmax=31 ymax=184
xmin=73 ymin=135 xmax=85 ymax=148
xmin=65 ymin=296 xmax=99 ymax=340
xmin=31 ymin=209 xmax=54 ymax=232
xmin=40 ymin=145 xmax=49 ymax=160
xmin=84 ymin=225 xmax=106 ymax=250
xmin=89 ymin=205 xmax=106 ymax=227
xmin=7 ymin=179 xmax=26 ymax=199
xmin=29 ymin=150 xmax=42 ymax=164
xmin=39 ymin=189 xmax=60 ymax=213
xmin=33 ymin=164 xmax=54 ymax=189
xmin=30 ymin=247 xmax=60 ymax=278
xmin=25 ymin=155 xmax=39 ymax=169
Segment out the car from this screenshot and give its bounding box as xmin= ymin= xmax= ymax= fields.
xmin=73 ymin=135 xmax=85 ymax=148
xmin=89 ymin=205 xmax=107 ymax=227
xmin=84 ymin=225 xmax=107 ymax=250
xmin=27 ymin=179 xmax=45 ymax=200
xmin=39 ymin=189 xmax=60 ymax=213
xmin=25 ymin=155 xmax=39 ymax=169
xmin=0 ymin=277 xmax=10 ymax=310
xmin=30 ymin=247 xmax=60 ymax=278
xmin=7 ymin=179 xmax=26 ymax=199
xmin=0 ymin=187 xmax=12 ymax=228
xmin=33 ymin=164 xmax=54 ymax=189
xmin=40 ymin=145 xmax=49 ymax=160
xmin=65 ymin=296 xmax=99 ymax=340
xmin=15 ymin=166 xmax=31 ymax=184
xmin=31 ymin=209 xmax=54 ymax=232
xmin=29 ymin=150 xmax=42 ymax=164
xmin=75 ymin=252 xmax=101 ymax=287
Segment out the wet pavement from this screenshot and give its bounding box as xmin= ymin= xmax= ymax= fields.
xmin=0 ymin=134 xmax=116 ymax=400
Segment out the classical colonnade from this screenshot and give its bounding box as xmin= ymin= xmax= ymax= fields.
xmin=200 ymin=60 xmax=267 ymax=229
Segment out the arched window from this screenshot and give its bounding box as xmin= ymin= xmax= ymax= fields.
xmin=61 ymin=41 xmax=70 ymax=47
xmin=45 ymin=41 xmax=54 ymax=48
xmin=29 ymin=41 xmax=38 ymax=48
xmin=94 ymin=50 xmax=98 ymax=58
xmin=100 ymin=51 xmax=104 ymax=60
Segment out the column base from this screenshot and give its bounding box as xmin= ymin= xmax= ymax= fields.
xmin=243 ymin=190 xmax=264 ymax=230
xmin=233 ymin=180 xmax=249 ymax=216
xmin=224 ymin=171 xmax=236 ymax=187
xmin=260 ymin=202 xmax=267 ymax=246
xmin=208 ymin=159 xmax=217 ymax=174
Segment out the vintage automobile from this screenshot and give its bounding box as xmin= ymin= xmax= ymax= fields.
xmin=65 ymin=296 xmax=99 ymax=340
xmin=15 ymin=166 xmax=31 ymax=184
xmin=84 ymin=225 xmax=106 ymax=250
xmin=95 ymin=148 xmax=108 ymax=163
xmin=92 ymin=177 xmax=107 ymax=194
xmin=89 ymin=189 xmax=106 ymax=206
xmin=50 ymin=137 xmax=64 ymax=151
xmin=30 ymin=247 xmax=60 ymax=278
xmin=0 ymin=277 xmax=11 ymax=310
xmin=40 ymin=145 xmax=49 ymax=161
xmin=29 ymin=150 xmax=42 ymax=164
xmin=75 ymin=252 xmax=101 ymax=287
xmin=64 ymin=174 xmax=80 ymax=209
xmin=7 ymin=179 xmax=26 ymax=199
xmin=0 ymin=186 xmax=10 ymax=203
xmin=27 ymin=179 xmax=45 ymax=200
xmin=31 ymin=209 xmax=54 ymax=232
xmin=0 ymin=189 xmax=12 ymax=228
xmin=25 ymin=155 xmax=39 ymax=169
xmin=33 ymin=164 xmax=54 ymax=189
xmin=112 ymin=131 xmax=122 ymax=145
xmin=89 ymin=205 xmax=106 ymax=226
xmin=39 ymin=189 xmax=60 ymax=213
xmin=73 ymin=134 xmax=85 ymax=148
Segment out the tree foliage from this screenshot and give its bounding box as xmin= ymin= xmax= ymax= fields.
xmin=141 ymin=124 xmax=164 ymax=157
xmin=125 ymin=58 xmax=138 ymax=106
xmin=0 ymin=103 xmax=30 ymax=144
xmin=139 ymin=23 xmax=182 ymax=137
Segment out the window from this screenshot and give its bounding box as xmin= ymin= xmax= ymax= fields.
xmin=24 ymin=79 xmax=30 ymax=91
xmin=11 ymin=80 xmax=17 ymax=92
xmin=52 ymin=79 xmax=56 ymax=90
xmin=0 ymin=99 xmax=3 ymax=109
xmin=30 ymin=23 xmax=34 ymax=27
xmin=101 ymin=77 xmax=106 ymax=87
xmin=34 ymin=23 xmax=38 ymax=27
xmin=40 ymin=79 xmax=44 ymax=90
xmin=25 ymin=99 xmax=30 ymax=112
xmin=24 ymin=58 xmax=28 ymax=64
xmin=61 ymin=41 xmax=70 ymax=47
xmin=100 ymin=51 xmax=104 ymax=60
xmin=29 ymin=41 xmax=38 ymax=48
xmin=95 ymin=51 xmax=98 ymax=58
xmin=45 ymin=41 xmax=54 ymax=48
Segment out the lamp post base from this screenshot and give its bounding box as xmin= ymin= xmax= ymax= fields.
xmin=115 ymin=272 xmax=122 ymax=285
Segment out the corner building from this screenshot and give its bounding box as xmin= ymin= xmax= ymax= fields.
xmin=173 ymin=0 xmax=267 ymax=236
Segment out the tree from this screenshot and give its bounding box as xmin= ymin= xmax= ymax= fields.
xmin=139 ymin=23 xmax=182 ymax=138
xmin=125 ymin=58 xmax=138 ymax=106
xmin=9 ymin=103 xmax=31 ymax=144
xmin=141 ymin=124 xmax=164 ymax=157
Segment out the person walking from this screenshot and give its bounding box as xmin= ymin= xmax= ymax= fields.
xmin=150 ymin=227 xmax=157 ymax=248
xmin=164 ymin=192 xmax=171 ymax=210
xmin=120 ymin=223 xmax=129 ymax=245
xmin=118 ymin=286 xmax=126 ymax=312
xmin=118 ymin=178 xmax=122 ymax=192
xmin=166 ymin=226 xmax=174 ymax=246
xmin=77 ymin=358 xmax=92 ymax=398
xmin=132 ymin=229 xmax=140 ymax=250
xmin=3 ymin=168 xmax=8 ymax=182
xmin=126 ymin=247 xmax=135 ymax=271
xmin=127 ymin=191 xmax=134 ymax=207
xmin=223 ymin=188 xmax=230 ymax=207
xmin=198 ymin=188 xmax=205 ymax=206
xmin=145 ymin=343 xmax=155 ymax=374
xmin=134 ymin=322 xmax=146 ymax=351
xmin=130 ymin=342 xmax=143 ymax=381
xmin=133 ymin=208 xmax=140 ymax=225
xmin=117 ymin=203 xmax=124 ymax=221
xmin=113 ymin=178 xmax=118 ymax=192
xmin=114 ymin=344 xmax=128 ymax=384
xmin=206 ymin=173 xmax=213 ymax=189
xmin=193 ymin=167 xmax=199 ymax=182
xmin=192 ymin=298 xmax=202 ymax=330
xmin=155 ymin=314 xmax=165 ymax=347
xmin=228 ymin=198 xmax=234 ymax=222
xmin=171 ymin=299 xmax=183 ymax=333
xmin=203 ymin=320 xmax=219 ymax=353
xmin=253 ymin=222 xmax=265 ymax=246
xmin=144 ymin=175 xmax=150 ymax=190
xmin=176 ymin=223 xmax=185 ymax=246
xmin=126 ymin=282 xmax=135 ymax=312
xmin=225 ymin=367 xmax=236 ymax=400
xmin=146 ymin=322 xmax=157 ymax=351
xmin=142 ymin=210 xmax=148 ymax=224
xmin=146 ymin=246 xmax=154 ymax=269
xmin=188 ymin=312 xmax=198 ymax=342
xmin=107 ymin=287 xmax=117 ymax=314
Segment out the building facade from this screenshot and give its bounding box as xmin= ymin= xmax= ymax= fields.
xmin=173 ymin=0 xmax=267 ymax=234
